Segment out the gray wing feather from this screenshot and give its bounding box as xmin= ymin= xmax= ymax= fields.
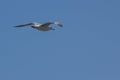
xmin=15 ymin=22 xmax=34 ymax=27
xmin=41 ymin=22 xmax=63 ymax=27
xmin=40 ymin=22 xmax=54 ymax=27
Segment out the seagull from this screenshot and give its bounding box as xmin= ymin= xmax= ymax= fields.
xmin=15 ymin=21 xmax=63 ymax=31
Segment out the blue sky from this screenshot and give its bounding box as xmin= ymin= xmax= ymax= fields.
xmin=0 ymin=0 xmax=120 ymax=80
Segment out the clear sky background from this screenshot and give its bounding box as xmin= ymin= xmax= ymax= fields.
xmin=0 ymin=0 xmax=120 ymax=80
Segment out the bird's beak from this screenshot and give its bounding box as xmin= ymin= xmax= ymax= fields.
xmin=58 ymin=24 xmax=63 ymax=27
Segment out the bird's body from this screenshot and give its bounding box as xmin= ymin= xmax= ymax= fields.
xmin=32 ymin=25 xmax=54 ymax=31
xmin=15 ymin=21 xmax=63 ymax=31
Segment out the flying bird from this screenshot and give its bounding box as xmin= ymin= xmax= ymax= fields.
xmin=15 ymin=21 xmax=63 ymax=31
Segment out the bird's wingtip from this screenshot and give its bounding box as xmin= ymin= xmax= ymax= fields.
xmin=13 ymin=26 xmax=21 ymax=28
xmin=13 ymin=26 xmax=18 ymax=28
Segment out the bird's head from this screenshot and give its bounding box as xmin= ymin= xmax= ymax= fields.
xmin=54 ymin=22 xmax=63 ymax=27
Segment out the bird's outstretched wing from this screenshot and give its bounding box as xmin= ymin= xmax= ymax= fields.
xmin=14 ymin=22 xmax=34 ymax=27
xmin=41 ymin=22 xmax=63 ymax=27
xmin=40 ymin=22 xmax=54 ymax=27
